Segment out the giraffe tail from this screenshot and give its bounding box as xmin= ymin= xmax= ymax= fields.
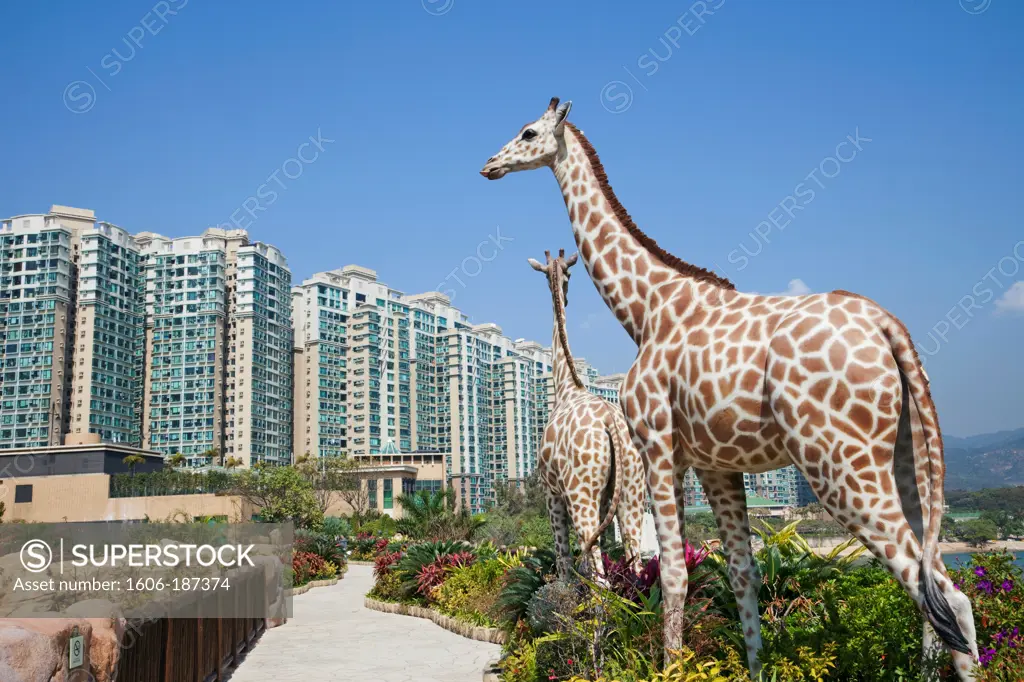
xmin=580 ymin=423 xmax=625 ymax=558
xmin=878 ymin=316 xmax=972 ymax=655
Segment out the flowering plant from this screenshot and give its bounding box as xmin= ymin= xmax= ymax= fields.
xmin=950 ymin=552 xmax=1024 ymax=679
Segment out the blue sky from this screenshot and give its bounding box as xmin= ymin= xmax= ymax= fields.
xmin=1 ymin=1 xmax=1021 ymax=436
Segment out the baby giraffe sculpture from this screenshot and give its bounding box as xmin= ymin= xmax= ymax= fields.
xmin=484 ymin=98 xmax=978 ymax=680
xmin=529 ymin=249 xmax=646 ymax=577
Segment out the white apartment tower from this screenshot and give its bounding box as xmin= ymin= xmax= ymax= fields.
xmin=137 ymin=228 xmax=292 ymax=467
xmin=1 ymin=206 xmax=146 ymax=449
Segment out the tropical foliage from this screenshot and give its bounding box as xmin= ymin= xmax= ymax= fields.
xmin=395 ymin=488 xmax=488 ymax=542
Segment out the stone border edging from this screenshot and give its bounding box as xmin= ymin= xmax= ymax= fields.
xmin=286 ymin=576 xmax=339 ymax=597
xmin=363 ymin=596 xmax=506 ymax=645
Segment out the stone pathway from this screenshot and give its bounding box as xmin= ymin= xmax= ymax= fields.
xmin=229 ymin=564 xmax=500 ymax=682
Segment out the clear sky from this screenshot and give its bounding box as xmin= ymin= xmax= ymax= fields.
xmin=1 ymin=1 xmax=1021 ymax=437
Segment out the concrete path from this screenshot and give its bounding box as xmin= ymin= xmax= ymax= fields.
xmin=229 ymin=564 xmax=500 ymax=682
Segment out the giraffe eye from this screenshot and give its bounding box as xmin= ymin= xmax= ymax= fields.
xmin=521 ymin=129 xmax=537 ymax=141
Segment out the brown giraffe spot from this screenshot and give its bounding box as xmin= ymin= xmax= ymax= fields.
xmin=718 ymin=445 xmax=741 ymax=461
xmin=802 ymin=356 xmax=829 ymax=373
xmin=830 ymin=381 xmax=851 ymax=411
xmin=848 ymin=404 xmax=874 ymax=433
xmin=884 ymin=544 xmax=897 ymax=560
xmin=828 ymin=308 xmax=848 ymax=327
xmin=721 ymin=311 xmax=743 ymax=326
xmin=799 ymin=330 xmax=831 ymax=354
xmin=853 ymin=346 xmax=882 ymax=363
xmin=828 ymin=342 xmax=848 ymax=370
xmin=734 ymin=434 xmax=761 ymax=452
xmin=577 ymin=202 xmax=589 ymax=224
xmin=835 ymin=418 xmax=870 ymax=445
xmin=739 ymin=370 xmax=760 ymax=393
xmin=797 ymin=401 xmax=826 ymax=428
xmin=724 ymin=321 xmax=745 ymax=343
xmin=809 ymin=378 xmax=831 ymax=402
xmin=850 ymin=454 xmax=871 ymax=471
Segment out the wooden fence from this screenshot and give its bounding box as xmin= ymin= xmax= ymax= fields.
xmin=115 ymin=568 xmax=272 ymax=682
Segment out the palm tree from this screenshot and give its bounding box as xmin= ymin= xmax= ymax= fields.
xmin=200 ymin=447 xmax=221 ymax=467
xmin=166 ymin=453 xmax=186 ymax=469
xmin=122 ymin=454 xmax=145 ymax=477
xmin=224 ymin=456 xmax=243 ymax=470
xmin=397 ymin=488 xmax=451 ymax=525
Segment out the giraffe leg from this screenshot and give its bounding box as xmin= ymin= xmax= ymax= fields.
xmin=896 ymin=386 xmax=979 ymax=676
xmin=786 ymin=446 xmax=978 ymax=680
xmin=567 ymin=492 xmax=605 ymax=579
xmin=620 ymin=377 xmax=686 ymax=663
xmin=546 ymin=490 xmax=572 ymax=580
xmin=696 ymin=469 xmax=763 ymax=679
xmin=618 ymin=461 xmax=646 ymax=567
xmin=673 ymin=460 xmax=688 ymax=547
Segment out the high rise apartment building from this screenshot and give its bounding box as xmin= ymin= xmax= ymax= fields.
xmin=71 ymin=222 xmax=146 ymax=446
xmin=683 ymin=465 xmax=812 ymax=508
xmin=1 ymin=206 xmax=148 ymax=450
xmin=229 ymin=243 xmax=293 ymax=466
xmin=437 ymin=325 xmax=555 ymax=512
xmin=0 ymin=208 xmax=81 ymax=448
xmin=137 ymin=228 xmax=292 ymax=467
xmin=292 ymin=267 xmax=471 ymax=461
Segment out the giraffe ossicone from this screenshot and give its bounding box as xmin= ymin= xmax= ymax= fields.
xmin=482 ymin=98 xmax=979 ymax=681
xmin=528 ymin=247 xmax=646 ymax=579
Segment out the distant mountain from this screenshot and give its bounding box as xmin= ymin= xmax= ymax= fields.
xmin=944 ymin=427 xmax=1024 ymax=451
xmin=944 ymin=428 xmax=1024 ymax=491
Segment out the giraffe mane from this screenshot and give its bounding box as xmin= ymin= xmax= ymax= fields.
xmin=564 ymin=122 xmax=735 ymax=290
xmin=551 ymin=273 xmax=585 ymax=390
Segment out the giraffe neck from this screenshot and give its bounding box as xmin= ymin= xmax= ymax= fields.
xmin=549 ymin=285 xmax=584 ymax=402
xmin=552 ymin=124 xmax=734 ymax=343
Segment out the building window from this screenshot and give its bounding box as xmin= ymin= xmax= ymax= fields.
xmin=367 ymin=479 xmax=377 ymax=508
xmin=383 ymin=479 xmax=393 ymax=509
xmin=14 ymin=484 xmax=33 ymax=503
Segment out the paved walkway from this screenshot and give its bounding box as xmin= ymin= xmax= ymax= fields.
xmin=229 ymin=564 xmax=500 ymax=682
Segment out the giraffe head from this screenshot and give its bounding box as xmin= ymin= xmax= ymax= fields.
xmin=528 ymin=248 xmax=579 ymax=307
xmin=480 ymin=97 xmax=572 ymax=180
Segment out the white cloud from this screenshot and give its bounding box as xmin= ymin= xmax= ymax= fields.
xmin=752 ymin=278 xmax=812 ymax=297
xmin=995 ymin=281 xmax=1024 ymax=315
xmin=579 ymin=312 xmax=605 ymax=330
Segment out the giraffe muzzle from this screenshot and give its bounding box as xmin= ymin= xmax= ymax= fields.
xmin=480 ymin=163 xmax=507 ymax=180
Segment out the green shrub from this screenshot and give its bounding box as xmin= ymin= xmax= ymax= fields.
xmin=295 ymin=529 xmax=345 ymax=565
xmin=369 ymin=570 xmax=404 ymax=602
xmin=496 ymin=547 xmax=557 ymax=630
xmin=359 ymin=515 xmax=398 ymax=538
xmin=499 ymin=638 xmax=536 ymax=682
xmin=434 ymin=558 xmax=505 ymax=626
xmin=322 ymin=516 xmax=352 ymax=538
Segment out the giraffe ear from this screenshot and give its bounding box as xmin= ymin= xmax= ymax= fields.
xmin=555 ymin=100 xmax=572 ymax=127
xmin=527 ymin=258 xmax=547 ymax=272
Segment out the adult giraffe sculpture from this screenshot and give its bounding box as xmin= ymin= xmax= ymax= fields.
xmin=528 ymin=248 xmax=645 ymax=577
xmin=481 ymin=98 xmax=978 ymax=679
